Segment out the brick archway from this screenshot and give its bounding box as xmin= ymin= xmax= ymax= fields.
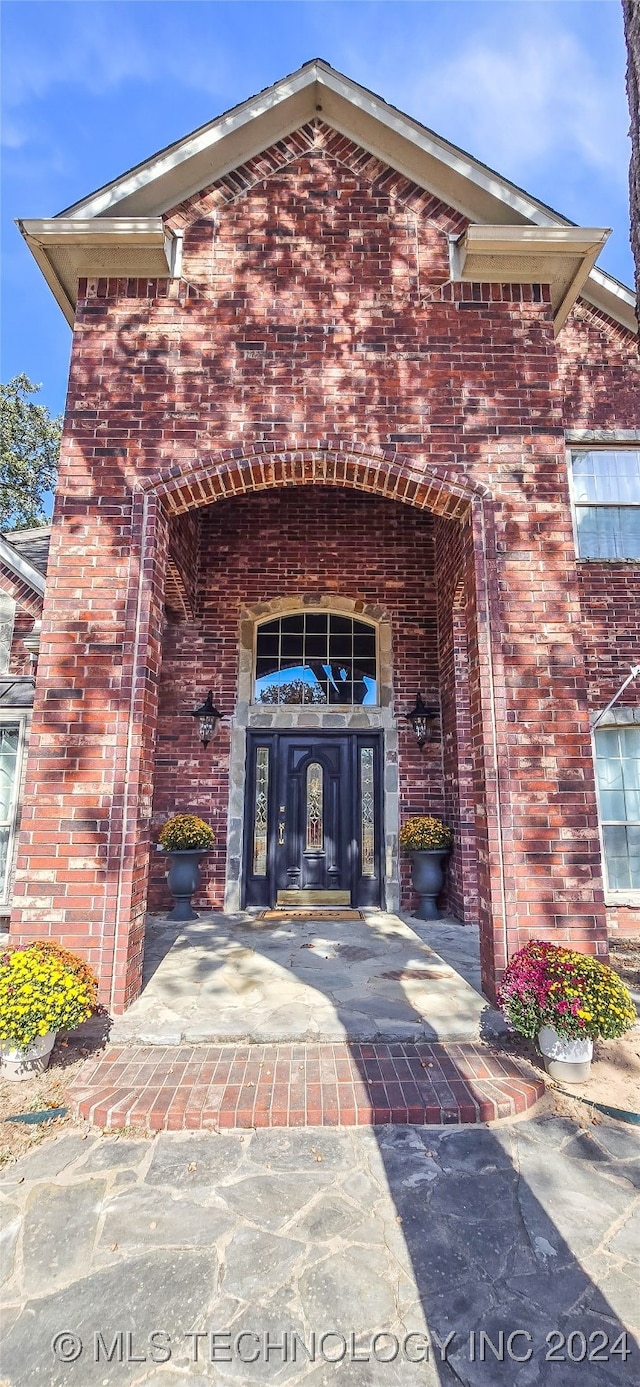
xmin=11 ymin=442 xmax=509 ymax=1014
xmin=142 ymin=442 xmax=487 ymax=522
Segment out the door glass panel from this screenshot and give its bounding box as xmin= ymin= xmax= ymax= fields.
xmin=306 ymin=762 xmax=323 ymax=850
xmin=252 ymin=746 xmax=269 ymax=876
xmin=360 ymin=746 xmax=375 ymax=877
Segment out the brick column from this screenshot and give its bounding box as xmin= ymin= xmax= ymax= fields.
xmin=462 ymin=479 xmax=608 ymax=998
xmin=9 ymin=454 xmax=168 ymax=1013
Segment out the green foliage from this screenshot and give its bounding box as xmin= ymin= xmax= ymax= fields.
xmin=158 ymin=814 xmax=214 ymax=851
xmin=257 ymin=679 xmax=326 ymax=705
xmin=0 ymin=375 xmax=61 ymax=531
xmin=399 ymin=815 xmax=453 ymax=851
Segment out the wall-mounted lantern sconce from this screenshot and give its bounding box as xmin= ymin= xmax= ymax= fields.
xmin=405 ymin=692 xmax=440 ymax=748
xmin=190 ymin=691 xmax=225 ymax=748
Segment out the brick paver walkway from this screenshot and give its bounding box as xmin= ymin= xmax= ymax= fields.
xmin=66 ymin=1041 xmax=544 ymax=1130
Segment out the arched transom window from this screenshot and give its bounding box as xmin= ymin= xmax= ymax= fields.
xmin=254 ymin=612 xmax=378 ymax=706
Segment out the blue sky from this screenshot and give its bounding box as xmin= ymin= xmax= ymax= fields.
xmin=1 ymin=0 xmax=634 ymax=420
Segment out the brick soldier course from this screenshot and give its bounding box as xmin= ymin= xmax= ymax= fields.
xmin=12 ymin=61 xmax=640 ymax=1014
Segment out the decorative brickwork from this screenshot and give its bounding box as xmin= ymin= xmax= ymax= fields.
xmin=66 ymin=1041 xmax=545 ymax=1130
xmin=9 ymin=125 xmax=640 ymax=1011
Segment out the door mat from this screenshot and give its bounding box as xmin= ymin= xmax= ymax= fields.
xmin=258 ymin=909 xmax=364 ymax=921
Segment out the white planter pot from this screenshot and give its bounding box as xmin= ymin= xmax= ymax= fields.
xmin=0 ymin=1031 xmax=56 ymax=1082
xmin=538 ymin=1025 xmax=593 ymax=1084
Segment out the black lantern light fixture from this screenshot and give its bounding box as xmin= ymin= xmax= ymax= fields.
xmin=190 ymin=691 xmax=225 ymax=748
xmin=405 ymin=692 xmax=440 ymax=748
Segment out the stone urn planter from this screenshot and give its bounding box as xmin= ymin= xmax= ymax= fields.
xmin=0 ymin=1030 xmax=56 ymax=1082
xmin=409 ymin=850 xmax=450 ymax=920
xmin=399 ymin=815 xmax=453 ymax=921
xmin=538 ymin=1025 xmax=593 ymax=1084
xmin=165 ymin=849 xmax=209 ymax=921
xmin=157 ymin=814 xmax=215 ymax=922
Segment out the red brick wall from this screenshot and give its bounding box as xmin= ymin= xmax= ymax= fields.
xmin=149 ymin=487 xmax=442 ymax=910
xmin=10 ymin=121 xmax=639 ymax=1006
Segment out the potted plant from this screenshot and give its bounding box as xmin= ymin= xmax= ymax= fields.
xmin=0 ymin=940 xmax=99 ymax=1082
xmin=158 ymin=814 xmax=215 ymax=921
xmin=497 ymin=941 xmax=636 ymax=1083
xmin=399 ymin=815 xmax=453 ymax=920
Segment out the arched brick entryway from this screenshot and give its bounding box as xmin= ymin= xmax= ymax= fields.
xmin=9 ymin=440 xmax=605 ymax=1015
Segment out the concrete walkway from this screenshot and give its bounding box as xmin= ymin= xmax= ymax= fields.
xmin=110 ymin=912 xmax=505 ymax=1046
xmin=1 ymin=1113 xmax=638 ymax=1386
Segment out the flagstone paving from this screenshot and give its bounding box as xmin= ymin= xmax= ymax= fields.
xmin=108 ymin=912 xmax=503 ymax=1046
xmin=1 ymin=1114 xmax=638 ymax=1386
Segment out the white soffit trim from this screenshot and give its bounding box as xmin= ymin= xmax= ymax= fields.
xmin=453 ymin=226 xmax=611 ymax=334
xmin=0 ymin=537 xmax=46 ymax=598
xmin=16 ymin=219 xmax=175 ymax=325
xmin=18 ymin=59 xmax=637 ymax=333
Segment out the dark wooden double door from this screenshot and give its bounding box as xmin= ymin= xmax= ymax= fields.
xmin=243 ymin=732 xmax=383 ymax=909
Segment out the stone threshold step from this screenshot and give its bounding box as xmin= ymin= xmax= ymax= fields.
xmin=66 ymin=1041 xmax=544 ymax=1131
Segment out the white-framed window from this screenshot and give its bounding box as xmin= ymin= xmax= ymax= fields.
xmin=594 ymin=724 xmax=640 ymax=894
xmin=570 ymin=448 xmax=640 ymax=559
xmin=0 ymin=713 xmax=27 ymax=908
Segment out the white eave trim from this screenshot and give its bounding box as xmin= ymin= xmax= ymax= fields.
xmin=17 ymin=60 xmax=637 ymax=335
xmin=581 ymin=267 xmax=638 ymax=334
xmin=16 ymin=218 xmax=175 ymax=325
xmin=0 ymin=537 xmax=46 ymax=598
xmin=452 ymin=225 xmax=611 ymax=334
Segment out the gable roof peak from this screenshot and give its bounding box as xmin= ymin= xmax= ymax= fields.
xmin=16 ymin=58 xmax=636 ymax=334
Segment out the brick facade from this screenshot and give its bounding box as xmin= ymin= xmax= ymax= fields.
xmin=10 ymin=120 xmax=640 ymax=1011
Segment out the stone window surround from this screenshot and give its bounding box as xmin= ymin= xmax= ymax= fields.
xmin=223 ymin=594 xmax=400 ymax=913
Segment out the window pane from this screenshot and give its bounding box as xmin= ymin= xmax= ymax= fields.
xmin=0 ymin=827 xmax=9 ymax=898
xmin=599 ymin=723 xmax=640 ymax=891
xmin=596 ymin=728 xmax=620 ymax=757
xmin=305 ymin=613 xmax=327 ymax=634
xmin=256 ymin=634 xmax=279 ymax=657
xmin=576 ymin=507 xmax=640 ymax=559
xmin=621 ymin=729 xmax=640 ymax=757
xmin=0 ymin=727 xmax=19 ymax=824
xmin=360 ymin=747 xmax=375 ymax=877
xmin=603 ymin=824 xmax=628 ymax=855
xmin=305 ymin=635 xmax=327 ymax=658
xmin=572 ymin=450 xmax=640 ymax=504
xmin=573 ymin=450 xmax=640 ymax=559
xmin=606 ymin=854 xmax=631 ymax=890
xmin=596 ymin=756 xmax=623 ymax=792
xmin=252 ymin=747 xmax=270 ymax=876
xmin=622 ymin=760 xmax=640 ymax=792
xmin=253 ymin=613 xmax=378 ymax=704
xmin=353 ymin=633 xmax=376 ymax=658
xmin=600 ymin=790 xmax=627 ymax=820
xmin=306 ymin=763 xmax=323 ymax=850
